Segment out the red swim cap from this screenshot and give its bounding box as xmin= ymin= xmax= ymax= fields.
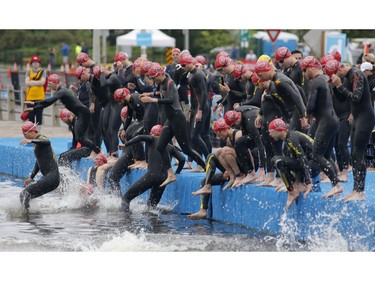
xmin=114 ymin=88 xmax=131 ymax=101
xmin=275 ymin=47 xmax=291 ymax=62
xmin=224 ymin=110 xmax=241 ymax=126
xmin=254 ymin=60 xmax=271 ymax=74
xmin=150 ymin=124 xmax=163 ymax=136
xmin=59 ymin=109 xmax=72 ymax=120
xmin=76 ymin=52 xmax=89 ymax=64
xmin=213 ymin=118 xmax=229 ymax=132
xmin=22 ymin=121 xmax=37 ymax=134
xmin=268 ymin=118 xmax=287 ymax=132
xmin=20 ymin=111 xmax=29 ymax=121
xmin=48 ymin=74 xmax=60 ymax=84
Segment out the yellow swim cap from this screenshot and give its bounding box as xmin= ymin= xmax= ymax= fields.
xmin=258 ymin=54 xmax=272 ymax=64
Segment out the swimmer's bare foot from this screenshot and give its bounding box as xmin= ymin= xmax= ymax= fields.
xmin=338 ymin=168 xmax=349 ymax=182
xmin=241 ymin=172 xmax=258 ymax=185
xmin=192 ymin=184 xmax=212 ymax=195
xmin=256 ymin=173 xmax=275 ymax=187
xmin=275 ymin=183 xmax=287 ymax=192
xmin=232 ymin=175 xmax=245 ymax=188
xmin=303 ymin=183 xmax=312 ymax=199
xmin=188 ymin=165 xmax=205 ymax=173
xmin=286 ymin=182 xmax=304 ymax=210
xmin=187 ymin=209 xmax=207 ymax=220
xmin=320 ymin=172 xmax=331 ymax=183
xmin=160 ymin=175 xmax=176 ymax=187
xmin=322 ymin=183 xmax=344 ymax=199
xmin=183 ymin=162 xmax=193 ymax=169
xmin=269 ymin=177 xmax=283 ymax=187
xmin=160 ymin=168 xmax=177 ymax=187
xmin=223 ymin=176 xmax=235 ymax=190
xmin=340 ymin=191 xmax=366 ymax=202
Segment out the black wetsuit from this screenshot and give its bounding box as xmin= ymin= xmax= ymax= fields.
xmin=79 ymin=80 xmax=101 ymax=147
xmin=201 ymin=68 xmax=214 ymax=153
xmin=258 ymin=81 xmax=286 ymax=173
xmin=272 ymin=131 xmax=319 ymax=191
xmin=220 ymin=73 xmax=247 ymax=110
xmin=133 ymin=75 xmax=158 ymax=134
xmin=103 ymin=72 xmax=122 ymax=155
xmin=332 ymin=84 xmax=351 ymax=172
xmin=188 ymin=67 xmax=210 ymax=159
xmin=57 ymin=117 xmax=91 ymax=168
xmin=120 ymin=135 xmax=168 ymax=211
xmin=197 ymin=153 xmax=227 ymax=212
xmin=156 ymin=76 xmax=206 ymax=168
xmin=32 ymin=86 xmax=101 ymax=154
xmin=236 ymin=105 xmax=266 ymax=172
xmin=306 ymin=73 xmax=340 ymax=187
xmin=172 ymin=66 xmax=189 ymax=106
xmin=336 ymin=67 xmax=375 ymax=192
xmin=240 ymin=87 xmax=262 ymax=108
xmin=108 ymin=119 xmax=145 ymax=196
xmin=117 ymin=65 xmax=135 ymax=90
xmin=272 ymin=71 xmax=306 ymax=131
xmin=20 ymin=134 xmax=60 ymax=209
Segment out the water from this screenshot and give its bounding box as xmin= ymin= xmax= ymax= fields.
xmin=0 ymin=173 xmax=278 ymax=252
xmin=0 ymin=170 xmax=371 ymax=253
xmin=0 ymin=173 xmax=372 ymax=281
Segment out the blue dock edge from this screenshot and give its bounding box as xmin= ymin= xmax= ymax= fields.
xmin=1 ymin=137 xmax=374 ymax=250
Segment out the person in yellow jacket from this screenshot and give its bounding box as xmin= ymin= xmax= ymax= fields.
xmin=25 ymin=56 xmax=46 ymax=131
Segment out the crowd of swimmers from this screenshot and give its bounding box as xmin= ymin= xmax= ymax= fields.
xmin=19 ymin=46 xmax=375 ymax=217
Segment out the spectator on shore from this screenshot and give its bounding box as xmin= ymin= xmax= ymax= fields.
xmin=245 ymin=49 xmax=257 ymax=60
xmin=60 ymin=42 xmax=69 ymax=66
xmin=24 ymin=55 xmax=46 ymax=132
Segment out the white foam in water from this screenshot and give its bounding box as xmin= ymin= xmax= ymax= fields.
xmin=94 ymin=231 xmax=173 ymax=252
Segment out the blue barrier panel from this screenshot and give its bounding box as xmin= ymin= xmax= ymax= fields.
xmin=1 ymin=137 xmax=374 ymax=250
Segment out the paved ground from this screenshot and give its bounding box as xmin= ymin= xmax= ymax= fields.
xmin=0 ymin=120 xmax=71 ymax=138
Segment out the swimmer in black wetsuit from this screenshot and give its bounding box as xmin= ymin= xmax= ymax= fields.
xmin=302 ymin=56 xmax=344 ymax=196
xmin=188 ymin=153 xmax=228 ymax=220
xmin=120 ymin=124 xmax=169 ymax=212
xmin=226 ymin=106 xmax=266 ymax=184
xmin=268 ymin=118 xmax=320 ymax=210
xmin=326 ymin=59 xmax=375 ymax=202
xmin=254 ymin=59 xmax=309 ymax=131
xmin=140 ymin=62 xmax=206 ymax=187
xmin=24 ymin=74 xmax=102 ymax=158
xmin=253 ymin=74 xmax=287 ymax=187
xmin=57 ymin=109 xmax=91 ymax=168
xmin=94 ymin=66 xmax=122 ymax=159
xmin=19 ymin=121 xmax=60 ymax=210
xmin=212 ymin=118 xmax=252 ymax=189
xmin=180 ymin=53 xmax=210 ymax=171
xmin=108 ymin=106 xmax=146 ymax=196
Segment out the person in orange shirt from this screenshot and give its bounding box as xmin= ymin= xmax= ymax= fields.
xmin=24 ymin=56 xmax=46 ymax=132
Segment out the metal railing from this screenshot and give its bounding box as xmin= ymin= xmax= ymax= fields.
xmin=0 ymin=86 xmax=65 ymax=127
xmin=0 ymin=68 xmax=78 ymax=126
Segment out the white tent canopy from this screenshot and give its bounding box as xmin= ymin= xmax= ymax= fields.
xmin=116 ymin=29 xmax=176 ymax=48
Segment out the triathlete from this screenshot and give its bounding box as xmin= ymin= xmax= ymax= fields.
xmin=301 ymin=56 xmax=343 ymax=198
xmin=325 ymin=59 xmax=375 ymax=201
xmin=24 ymin=74 xmax=101 ymax=158
xmin=268 ymin=118 xmax=320 ymax=210
xmin=120 ymin=124 xmax=169 ymax=212
xmin=19 ymin=121 xmax=60 ymax=210
xmin=140 ymin=63 xmax=206 ymax=187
